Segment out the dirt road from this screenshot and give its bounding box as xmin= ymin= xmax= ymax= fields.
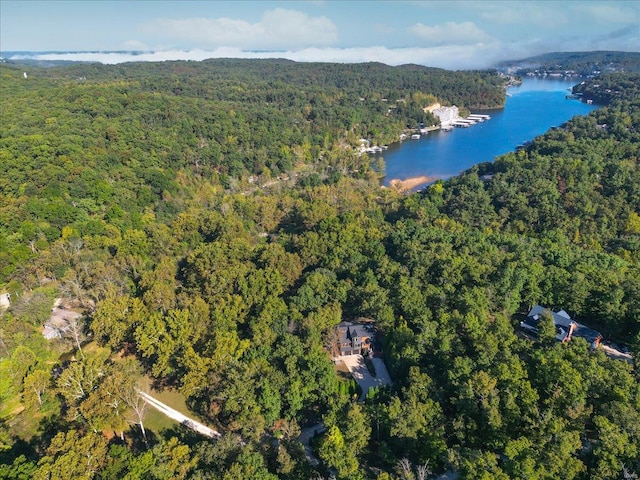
xmin=138 ymin=391 xmax=221 ymax=438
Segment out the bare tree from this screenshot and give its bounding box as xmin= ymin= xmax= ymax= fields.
xmin=308 ymin=475 xmax=336 ymax=480
xmin=23 ymin=369 xmax=50 ymax=408
xmin=416 ymin=461 xmax=432 ymax=480
xmin=0 ymin=331 xmax=9 ymax=357
xmin=623 ymin=464 xmax=639 ymax=480
xmin=59 ymin=314 xmax=86 ymax=358
xmin=276 ymin=417 xmax=301 ymax=440
xmin=398 ymin=457 xmax=415 ymax=480
xmin=123 ymin=389 xmax=148 ymax=440
xmin=396 ymin=458 xmax=433 ymax=480
xmin=59 ymin=269 xmax=90 ymax=308
xmin=117 ymin=360 xmax=149 ymax=441
xmin=324 ymin=327 xmax=340 ymax=358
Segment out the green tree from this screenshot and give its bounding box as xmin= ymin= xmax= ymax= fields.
xmin=537 ymin=311 xmax=557 ymax=346
xmin=34 ymin=430 xmax=108 ymax=480
xmin=22 ymin=368 xmax=51 ymax=410
xmin=91 ymin=292 xmax=147 ymax=350
xmin=222 ymin=449 xmax=278 ymax=480
xmin=318 ymin=425 xmax=360 ymax=479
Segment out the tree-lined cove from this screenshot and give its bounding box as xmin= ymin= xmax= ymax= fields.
xmin=383 ymin=78 xmax=597 ymax=189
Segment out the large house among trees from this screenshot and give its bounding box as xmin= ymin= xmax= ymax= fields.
xmin=521 ymin=305 xmax=602 ymax=347
xmin=337 ymin=321 xmax=374 ymax=356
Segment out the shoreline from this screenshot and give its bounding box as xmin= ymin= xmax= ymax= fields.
xmin=388 ymin=175 xmax=439 ymax=191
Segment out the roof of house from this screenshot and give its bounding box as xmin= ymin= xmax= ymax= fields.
xmin=43 ymin=307 xmax=82 ymax=340
xmin=337 ymin=322 xmax=375 ymax=355
xmin=527 ymin=305 xmax=573 ymax=329
xmin=338 ymin=322 xmax=371 ymax=338
xmin=523 ymin=305 xmax=601 ymax=344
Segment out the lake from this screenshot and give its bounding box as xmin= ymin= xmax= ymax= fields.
xmin=381 ymin=78 xmax=598 ymax=188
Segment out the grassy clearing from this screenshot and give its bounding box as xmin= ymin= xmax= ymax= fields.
xmin=144 ymin=404 xmax=179 ymax=433
xmin=0 ymin=396 xmax=23 ymax=420
xmin=7 ymin=408 xmax=42 ymax=442
xmin=138 ymin=375 xmax=188 ymax=434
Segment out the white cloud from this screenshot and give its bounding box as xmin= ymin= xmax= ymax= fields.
xmin=139 ymin=8 xmax=337 ymax=50
xmin=408 ymin=21 xmax=491 ymax=45
xmin=286 ymin=45 xmax=497 ymax=69
xmin=8 ymin=49 xmax=245 ymax=64
xmin=10 ymin=18 xmax=637 ymax=71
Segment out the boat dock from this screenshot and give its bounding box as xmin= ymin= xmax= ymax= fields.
xmin=452 ymin=119 xmax=476 ymax=127
xmin=468 ymin=114 xmax=491 ymax=122
xmin=447 ymin=113 xmax=491 ymax=129
xmin=361 ymin=145 xmax=389 ymax=154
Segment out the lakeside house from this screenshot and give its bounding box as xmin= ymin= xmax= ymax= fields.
xmin=432 ymin=105 xmax=459 ymax=127
xmin=521 ymin=305 xmax=602 ymax=347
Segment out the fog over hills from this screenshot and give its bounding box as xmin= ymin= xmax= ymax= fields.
xmin=3 ymin=49 xmax=640 ymax=72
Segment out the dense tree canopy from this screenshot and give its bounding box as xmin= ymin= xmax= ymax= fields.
xmin=1 ymin=61 xmax=639 ymax=479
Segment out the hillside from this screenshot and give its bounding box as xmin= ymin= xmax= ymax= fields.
xmin=497 ymin=50 xmax=640 ymax=76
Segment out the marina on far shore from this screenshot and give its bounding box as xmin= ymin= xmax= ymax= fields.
xmin=381 ymin=77 xmax=598 ymax=192
xmin=424 ymin=103 xmax=491 ymax=133
xmin=359 ymin=106 xmax=490 ymax=155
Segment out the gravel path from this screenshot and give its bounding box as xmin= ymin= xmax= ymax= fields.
xmin=138 ymin=391 xmax=221 ymax=438
xmin=299 ymin=423 xmax=325 ymax=466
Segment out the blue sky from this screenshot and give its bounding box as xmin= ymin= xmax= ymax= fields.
xmin=1 ymin=1 xmax=638 ymax=69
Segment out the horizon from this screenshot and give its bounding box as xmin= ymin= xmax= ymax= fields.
xmin=1 ymin=1 xmax=638 ymax=70
xmin=2 ymin=49 xmax=638 ymax=71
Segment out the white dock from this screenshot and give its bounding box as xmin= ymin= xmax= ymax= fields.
xmin=468 ymin=114 xmax=491 ymax=121
xmin=452 ymin=119 xmax=476 ymax=127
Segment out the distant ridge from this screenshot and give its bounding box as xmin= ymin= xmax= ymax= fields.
xmin=4 ymin=49 xmax=640 ymax=72
xmin=497 ymin=51 xmax=640 ymax=75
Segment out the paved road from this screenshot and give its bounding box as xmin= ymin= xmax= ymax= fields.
xmin=138 ymin=391 xmax=221 ymax=438
xmin=340 ymin=355 xmax=392 ymax=401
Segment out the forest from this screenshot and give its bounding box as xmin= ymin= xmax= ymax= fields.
xmin=573 ymin=73 xmax=640 ymax=104
xmin=0 ymin=60 xmax=639 ymax=480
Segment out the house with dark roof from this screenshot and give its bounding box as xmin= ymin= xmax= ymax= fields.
xmin=337 ymin=321 xmax=374 ymax=356
xmin=521 ymin=305 xmax=602 ymax=346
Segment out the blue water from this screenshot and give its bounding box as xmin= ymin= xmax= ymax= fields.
xmin=382 ymin=78 xmax=598 ymax=186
